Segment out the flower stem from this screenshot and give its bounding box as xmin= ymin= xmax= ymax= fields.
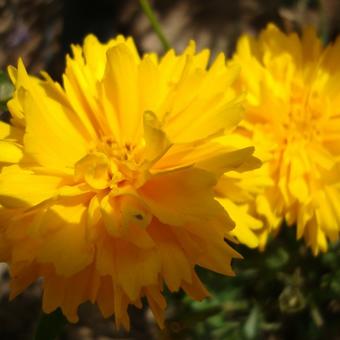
xmin=34 ymin=309 xmax=68 ymax=340
xmin=318 ymin=0 xmax=329 ymax=44
xmin=139 ymin=0 xmax=171 ymax=51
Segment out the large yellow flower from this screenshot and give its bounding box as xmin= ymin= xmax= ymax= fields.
xmin=230 ymin=24 xmax=340 ymax=254
xmin=0 ymin=35 xmax=257 ymax=328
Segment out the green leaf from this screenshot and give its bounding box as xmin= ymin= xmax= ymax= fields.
xmin=243 ymin=305 xmax=261 ymax=339
xmin=265 ymin=247 xmax=289 ymax=269
xmin=34 ymin=309 xmax=68 ymax=340
xmin=279 ymin=286 xmax=306 ymax=313
xmin=0 ymin=71 xmax=13 ymax=110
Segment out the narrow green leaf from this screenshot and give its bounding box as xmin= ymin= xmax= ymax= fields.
xmin=243 ymin=305 xmax=260 ymax=339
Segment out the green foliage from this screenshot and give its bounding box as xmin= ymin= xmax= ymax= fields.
xmin=0 ymin=70 xmax=13 ymax=112
xmin=34 ymin=309 xmax=67 ymax=340
xmin=161 ymin=228 xmax=340 ymax=339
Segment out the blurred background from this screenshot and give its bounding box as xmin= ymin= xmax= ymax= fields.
xmin=1 ymin=0 xmax=340 ymax=76
xmin=1 ymin=0 xmax=340 ymax=339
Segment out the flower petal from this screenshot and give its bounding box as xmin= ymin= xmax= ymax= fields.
xmin=37 ymin=204 xmax=94 ymax=276
xmin=0 ymin=166 xmax=61 ymax=208
xmin=139 ymin=167 xmax=225 ymax=226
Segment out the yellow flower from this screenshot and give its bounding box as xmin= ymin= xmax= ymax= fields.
xmin=230 ymin=24 xmax=340 ymax=254
xmin=215 ymin=133 xmax=277 ymax=249
xmin=0 ymin=35 xmax=257 ymax=328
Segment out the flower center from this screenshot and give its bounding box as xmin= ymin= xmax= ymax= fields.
xmin=74 ymin=137 xmax=148 ymax=191
xmin=283 ymin=84 xmax=322 ymax=145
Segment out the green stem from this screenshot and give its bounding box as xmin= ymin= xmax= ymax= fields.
xmin=139 ymin=0 xmax=171 ymax=51
xmin=310 ymin=303 xmax=324 ymax=328
xmin=34 ymin=309 xmax=68 ymax=340
xmin=318 ymin=0 xmax=329 ymax=44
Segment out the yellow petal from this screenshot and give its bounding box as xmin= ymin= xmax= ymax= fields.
xmin=143 ymin=111 xmax=171 ymax=163
xmin=104 ymin=44 xmax=140 ymax=143
xmin=42 ymin=272 xmax=66 ymax=314
xmin=10 ymin=265 xmax=39 ymax=300
xmin=75 ymin=152 xmax=110 ymax=190
xmin=149 ymin=221 xmax=192 ymax=291
xmin=139 ymin=167 xmax=225 ymax=226
xmin=145 ymin=286 xmax=167 ymax=328
xmin=0 ymin=166 xmax=61 ymax=208
xmin=0 ymin=141 xmax=22 ymax=163
xmin=23 ymin=89 xmax=87 ymax=169
xmin=182 ymin=271 xmax=210 ymax=300
xmin=218 ymin=197 xmax=261 ymax=248
xmin=0 ymin=121 xmax=23 ymax=140
xmin=197 ymin=147 xmax=258 ymax=176
xmin=37 ymin=204 xmax=94 ymax=276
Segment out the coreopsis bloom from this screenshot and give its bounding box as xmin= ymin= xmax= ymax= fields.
xmin=0 ymin=35 xmax=258 ymax=328
xmin=214 ymin=133 xmax=278 ymax=249
xmin=230 ymin=24 xmax=340 ymax=254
